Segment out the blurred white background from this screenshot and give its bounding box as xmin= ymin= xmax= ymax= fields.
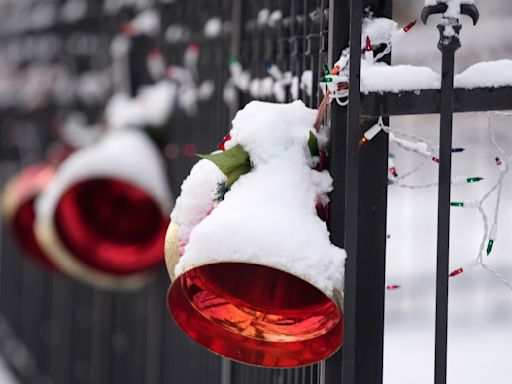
xmin=385 ymin=1 xmax=512 ymax=383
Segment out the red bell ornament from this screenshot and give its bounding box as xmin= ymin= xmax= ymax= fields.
xmin=35 ymin=129 xmax=172 ymax=289
xmin=2 ymin=164 xmax=57 ymax=270
xmin=165 ymin=101 xmax=345 ymax=368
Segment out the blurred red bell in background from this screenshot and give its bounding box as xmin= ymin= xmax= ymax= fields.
xmin=35 ymin=129 xmax=172 ymax=289
xmin=2 ymin=163 xmax=57 ymax=270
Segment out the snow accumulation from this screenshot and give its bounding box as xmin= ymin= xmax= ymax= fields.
xmin=454 ymin=60 xmax=512 ymax=89
xmin=110 ymin=34 xmax=131 ymax=59
xmin=36 ymin=129 xmax=172 ymax=222
xmin=389 ymin=133 xmax=432 ymax=157
xmin=170 ymin=159 xmax=226 ymax=257
xmin=172 ymin=101 xmax=346 ymax=297
xmin=203 ymin=17 xmax=223 ymax=38
xmin=105 ymin=80 xmax=177 ymax=129
xmin=361 ymin=60 xmax=441 ymax=94
xmin=137 ymin=81 xmax=177 ymax=126
xmin=424 ymin=0 xmax=474 ymax=7
xmin=300 ymin=70 xmax=313 ymax=97
xmin=129 ymin=9 xmax=160 ymax=36
xmin=424 ymin=0 xmax=475 ymax=20
xmin=360 ymin=58 xmax=512 ymax=93
xmin=60 ymin=0 xmax=87 ymax=23
xmin=61 ymin=112 xmax=102 ymax=148
xmin=361 ymin=17 xmax=397 ymax=48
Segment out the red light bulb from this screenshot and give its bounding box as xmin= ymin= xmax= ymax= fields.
xmin=218 ymin=133 xmax=232 ymax=151
xmin=449 ymin=268 xmax=464 ymax=277
xmin=365 ymin=36 xmax=372 ymax=52
xmin=404 ymin=20 xmax=417 ymax=33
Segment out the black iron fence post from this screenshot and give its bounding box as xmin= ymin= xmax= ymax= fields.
xmin=326 ymin=0 xmax=349 ymax=382
xmin=433 ymin=23 xmax=459 ymax=384
xmin=421 ymin=3 xmax=479 ymax=384
xmin=332 ymin=1 xmax=391 ymax=384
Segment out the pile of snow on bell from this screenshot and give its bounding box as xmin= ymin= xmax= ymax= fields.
xmin=171 ymin=100 xmax=346 ymax=297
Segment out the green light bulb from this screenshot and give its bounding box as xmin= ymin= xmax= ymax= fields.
xmin=322 ymin=63 xmax=330 ymax=76
xmin=486 ymin=239 xmax=494 ymax=255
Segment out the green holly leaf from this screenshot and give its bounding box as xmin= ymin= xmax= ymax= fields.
xmin=198 ymin=144 xmax=252 ymax=188
xmin=308 ymin=131 xmax=319 ymax=157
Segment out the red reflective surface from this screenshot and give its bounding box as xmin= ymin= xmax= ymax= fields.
xmin=54 ymin=178 xmax=168 ymax=275
xmin=11 ymin=198 xmax=58 ymax=270
xmin=6 ymin=164 xmax=58 ymax=271
xmin=168 ymin=263 xmax=343 ymax=367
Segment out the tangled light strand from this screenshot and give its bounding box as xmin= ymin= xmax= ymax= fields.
xmin=361 ymin=113 xmax=512 ymax=291
xmin=465 ymin=112 xmax=512 ymax=291
xmin=362 ymin=118 xmax=485 ymax=190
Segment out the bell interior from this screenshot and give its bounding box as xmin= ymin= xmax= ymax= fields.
xmin=168 ymin=262 xmax=343 ymax=367
xmin=54 ymin=178 xmax=168 ymax=275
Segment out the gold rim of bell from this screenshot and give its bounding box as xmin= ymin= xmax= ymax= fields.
xmin=35 ymin=216 xmax=156 ymax=290
xmin=1 ymin=166 xmax=53 ymax=221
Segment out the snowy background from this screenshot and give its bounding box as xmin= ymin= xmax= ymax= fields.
xmin=385 ymin=1 xmax=512 ymax=383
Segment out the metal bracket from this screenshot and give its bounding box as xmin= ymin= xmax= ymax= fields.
xmin=421 ymin=0 xmax=479 ymax=52
xmin=437 ymin=18 xmax=462 ymax=51
xmin=421 ymin=1 xmax=479 ymax=25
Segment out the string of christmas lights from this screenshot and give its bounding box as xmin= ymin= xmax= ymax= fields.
xmin=320 ymin=18 xmax=417 ymax=107
xmin=360 ymin=117 xmax=482 ymax=190
xmin=359 ymin=113 xmax=512 ymax=292
xmin=449 ymin=111 xmax=512 ymax=292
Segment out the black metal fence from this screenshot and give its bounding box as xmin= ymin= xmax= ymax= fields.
xmin=0 ymin=0 xmax=510 ymax=384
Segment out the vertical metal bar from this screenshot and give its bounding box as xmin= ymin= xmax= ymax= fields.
xmin=340 ymin=1 xmax=391 ymax=384
xmin=317 ymin=0 xmax=327 ymax=107
xmin=325 ymin=1 xmax=349 ymax=383
xmin=341 ymin=0 xmax=364 ymax=383
xmin=221 ymin=359 xmax=232 ymax=384
xmin=229 ymin=0 xmax=243 ymax=117
xmin=220 ymin=0 xmax=243 ymax=381
xmin=49 ymin=277 xmax=74 ymax=384
xmin=434 ymin=36 xmax=457 ymax=384
xmin=144 ymin=277 xmax=164 ymax=384
xmin=289 ymin=0 xmax=297 ymax=96
xmin=90 ymin=290 xmax=112 ymax=384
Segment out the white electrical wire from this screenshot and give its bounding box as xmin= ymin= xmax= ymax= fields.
xmin=366 ymin=112 xmax=512 ymax=292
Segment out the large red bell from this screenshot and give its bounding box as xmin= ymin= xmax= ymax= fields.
xmin=35 ymin=129 xmax=172 ymax=289
xmin=2 ymin=164 xmax=57 ymax=270
xmin=165 ymin=101 xmax=345 ymax=368
xmin=166 ymin=227 xmax=344 ymax=368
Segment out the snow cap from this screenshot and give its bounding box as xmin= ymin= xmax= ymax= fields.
xmin=172 ymin=100 xmax=346 ymax=297
xmin=36 ymin=129 xmax=172 ymax=222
